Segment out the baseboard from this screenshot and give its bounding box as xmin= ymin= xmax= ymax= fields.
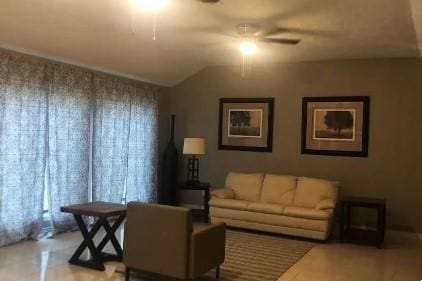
xmin=386 ymin=229 xmax=422 ymax=244
xmin=342 ymin=224 xmax=422 ymax=245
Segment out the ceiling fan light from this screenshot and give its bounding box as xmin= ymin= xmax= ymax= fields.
xmin=239 ymin=41 xmax=257 ymax=56
xmin=132 ymin=0 xmax=168 ymax=11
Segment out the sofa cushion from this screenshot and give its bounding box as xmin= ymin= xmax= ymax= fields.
xmin=261 ymin=174 xmax=297 ymax=205
xmin=225 ymin=172 xmax=264 ymax=201
xmin=248 ymin=202 xmax=284 ymax=215
xmin=211 ymin=188 xmax=236 ymax=200
xmin=316 ymin=198 xmax=336 ymax=210
xmin=283 ymin=206 xmax=331 ymax=220
xmin=293 ymin=177 xmax=340 ymax=208
xmin=210 ymin=207 xmax=329 ymax=232
xmin=209 ymin=198 xmax=250 ymax=211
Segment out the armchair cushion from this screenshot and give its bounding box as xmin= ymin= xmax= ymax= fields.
xmin=211 ymin=188 xmax=236 ymax=199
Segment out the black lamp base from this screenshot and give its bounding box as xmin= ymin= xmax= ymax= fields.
xmin=186 ymin=156 xmax=200 ymax=185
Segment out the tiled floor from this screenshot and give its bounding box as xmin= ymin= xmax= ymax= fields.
xmin=0 ymin=229 xmax=421 ymax=281
xmin=278 ymin=233 xmax=422 ymax=281
xmin=0 ymin=229 xmax=126 ymax=281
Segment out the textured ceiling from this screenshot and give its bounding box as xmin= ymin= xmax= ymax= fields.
xmin=0 ymin=0 xmax=421 ymax=86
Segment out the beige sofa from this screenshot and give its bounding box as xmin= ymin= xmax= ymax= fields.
xmin=209 ymin=172 xmax=340 ymax=240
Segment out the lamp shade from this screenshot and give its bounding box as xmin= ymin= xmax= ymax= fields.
xmin=183 ymin=138 xmax=206 ymax=155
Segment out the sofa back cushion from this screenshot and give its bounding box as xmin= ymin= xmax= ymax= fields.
xmin=293 ymin=177 xmax=340 ymax=208
xmin=260 ymin=174 xmax=297 ymax=205
xmin=225 ymin=172 xmax=264 ymax=201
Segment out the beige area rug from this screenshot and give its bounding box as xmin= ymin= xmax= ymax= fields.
xmin=117 ymin=230 xmax=315 ymax=281
xmin=219 ymin=230 xmax=315 ymax=281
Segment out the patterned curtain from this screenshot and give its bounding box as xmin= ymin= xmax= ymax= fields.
xmin=92 ymin=74 xmax=133 ymax=203
xmin=0 ymin=49 xmax=159 ymax=244
xmin=126 ymin=85 xmax=158 ymax=203
xmin=47 ymin=65 xmax=91 ymax=233
xmin=0 ymin=52 xmax=48 ymax=246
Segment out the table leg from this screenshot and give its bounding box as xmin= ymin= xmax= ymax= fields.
xmin=345 ymin=205 xmax=351 ymax=232
xmin=69 ymin=214 xmax=126 ymax=271
xmin=339 ymin=203 xmax=345 ymax=242
xmin=204 ymin=189 xmax=210 ymax=223
xmin=376 ymin=206 xmax=386 ymax=248
xmin=70 ymin=215 xmax=105 ymax=271
xmin=97 ymin=215 xmax=126 ymax=260
xmin=70 ymin=217 xmax=102 ymax=262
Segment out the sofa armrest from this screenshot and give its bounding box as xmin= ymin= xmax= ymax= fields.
xmin=316 ymin=199 xmax=336 ymax=210
xmin=190 ymin=223 xmax=226 ymax=278
xmin=211 ymin=188 xmax=236 ymax=199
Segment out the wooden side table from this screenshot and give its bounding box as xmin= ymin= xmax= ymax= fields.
xmin=339 ymin=197 xmax=386 ymax=248
xmin=61 ymin=201 xmax=127 ymax=271
xmin=179 ymin=182 xmax=211 ymax=223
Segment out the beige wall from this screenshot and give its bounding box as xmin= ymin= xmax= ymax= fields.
xmin=166 ymin=59 xmax=422 ymax=233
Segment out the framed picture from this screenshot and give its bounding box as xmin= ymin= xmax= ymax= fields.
xmin=219 ymin=98 xmax=274 ymax=152
xmin=301 ymin=96 xmax=370 ymax=157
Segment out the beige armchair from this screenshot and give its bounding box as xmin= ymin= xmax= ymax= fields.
xmin=123 ymin=202 xmax=226 ymax=281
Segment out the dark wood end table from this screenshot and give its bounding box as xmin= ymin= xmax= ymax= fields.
xmin=179 ymin=182 xmax=211 ymax=223
xmin=61 ymin=201 xmax=127 ymax=271
xmin=339 ymin=196 xmax=386 ymax=248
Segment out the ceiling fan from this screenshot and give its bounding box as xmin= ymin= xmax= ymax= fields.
xmin=236 ymin=23 xmax=301 ymax=46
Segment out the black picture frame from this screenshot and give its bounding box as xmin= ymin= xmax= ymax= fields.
xmin=301 ymin=96 xmax=370 ymax=157
xmin=218 ymin=98 xmax=274 ymax=152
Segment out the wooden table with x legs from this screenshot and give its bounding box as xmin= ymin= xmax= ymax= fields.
xmin=61 ymin=201 xmax=127 ymax=271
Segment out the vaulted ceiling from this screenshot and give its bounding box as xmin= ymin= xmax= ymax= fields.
xmin=1 ymin=0 xmax=422 ymax=86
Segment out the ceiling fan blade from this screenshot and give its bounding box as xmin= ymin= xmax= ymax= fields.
xmin=260 ymin=27 xmax=288 ymax=37
xmin=262 ymin=27 xmax=338 ymax=38
xmin=260 ymin=38 xmax=300 ymax=45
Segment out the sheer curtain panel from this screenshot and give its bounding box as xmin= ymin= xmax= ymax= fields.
xmin=92 ymin=75 xmax=132 ymax=203
xmin=126 ymin=85 xmax=158 ymax=203
xmin=0 ymin=52 xmax=48 ymax=246
xmin=48 ymin=65 xmax=91 ymax=233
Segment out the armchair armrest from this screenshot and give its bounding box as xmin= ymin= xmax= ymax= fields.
xmin=189 ymin=223 xmax=226 ymax=279
xmin=211 ymin=188 xmax=236 ymax=199
xmin=316 ymin=199 xmax=336 ymax=210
